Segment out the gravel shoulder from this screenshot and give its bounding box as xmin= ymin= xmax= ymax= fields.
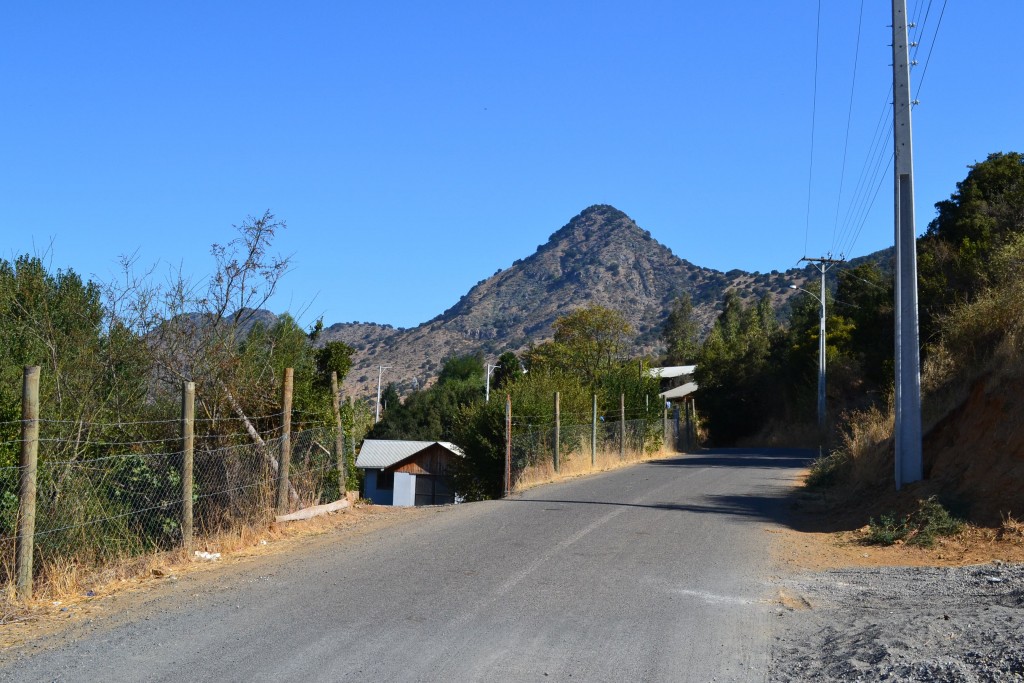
xmin=769 ymin=563 xmax=1024 ymax=682
xmin=768 ymin=486 xmax=1024 ymax=682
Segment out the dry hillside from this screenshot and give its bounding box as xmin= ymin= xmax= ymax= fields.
xmin=327 ymin=205 xmax=812 ymax=398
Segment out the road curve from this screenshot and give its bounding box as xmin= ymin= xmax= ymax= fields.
xmin=1 ymin=448 xmax=810 ymax=682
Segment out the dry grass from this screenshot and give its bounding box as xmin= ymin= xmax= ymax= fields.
xmin=840 ymin=405 xmax=893 ymax=487
xmin=998 ymin=513 xmax=1024 ymax=542
xmin=775 ymin=519 xmax=1024 ymax=571
xmin=514 ymin=446 xmax=684 ymax=492
xmin=806 ymin=405 xmax=892 ymax=490
xmin=0 ymin=502 xmax=386 ymax=626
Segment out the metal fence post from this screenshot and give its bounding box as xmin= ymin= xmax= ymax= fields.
xmin=181 ymin=381 xmax=195 ymax=550
xmin=686 ymin=400 xmax=696 ymax=451
xmin=591 ymin=394 xmax=597 ymax=467
xmin=276 ymin=368 xmax=294 ymax=515
xmin=690 ymin=400 xmax=698 ymax=448
xmin=663 ymin=406 xmax=668 ymax=451
xmin=16 ymin=366 xmax=40 ymax=601
xmin=674 ymin=406 xmax=682 ymax=452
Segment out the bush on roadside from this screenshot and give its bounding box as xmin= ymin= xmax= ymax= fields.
xmin=804 ymin=450 xmax=851 ymax=489
xmin=865 ymin=496 xmax=964 ymax=548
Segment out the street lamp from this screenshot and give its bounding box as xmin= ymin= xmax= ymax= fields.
xmin=485 ymin=364 xmax=501 ymax=403
xmin=375 ymin=365 xmax=391 ymax=423
xmin=790 ymin=283 xmax=827 ymax=433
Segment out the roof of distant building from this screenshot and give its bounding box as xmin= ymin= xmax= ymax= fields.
xmin=659 ymin=382 xmax=698 ymax=400
xmin=647 ymin=365 xmax=697 ymax=379
xmin=355 ymin=439 xmax=466 ymax=469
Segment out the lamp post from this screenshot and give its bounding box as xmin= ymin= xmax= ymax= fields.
xmin=375 ymin=365 xmax=391 ymax=423
xmin=485 ymin=364 xmax=501 ymax=403
xmin=790 ymin=283 xmax=827 ymax=433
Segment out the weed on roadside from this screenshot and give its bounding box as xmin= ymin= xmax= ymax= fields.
xmin=998 ymin=513 xmax=1024 ymax=542
xmin=866 ymin=513 xmax=909 ymax=545
xmin=805 ymin=450 xmax=851 ymax=489
xmin=865 ymin=496 xmax=964 ymax=548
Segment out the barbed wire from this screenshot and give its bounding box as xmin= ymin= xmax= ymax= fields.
xmin=28 ymin=413 xmax=289 ymax=428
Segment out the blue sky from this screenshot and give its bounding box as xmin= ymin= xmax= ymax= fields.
xmin=3 ymin=1 xmax=1021 ymax=329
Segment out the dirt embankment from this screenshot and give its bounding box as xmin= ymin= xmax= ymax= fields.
xmin=924 ymin=372 xmax=1024 ymax=525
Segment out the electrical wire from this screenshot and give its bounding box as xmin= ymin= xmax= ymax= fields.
xmin=845 ymin=152 xmax=895 ymax=255
xmin=914 ymin=0 xmax=950 ymax=101
xmin=835 ymin=105 xmax=894 ymax=258
xmin=830 ymin=0 xmax=867 ymax=257
xmin=803 ymin=0 xmax=824 ymax=257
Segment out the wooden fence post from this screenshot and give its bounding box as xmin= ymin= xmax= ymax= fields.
xmin=505 ymin=394 xmax=512 ymax=496
xmin=16 ymin=366 xmax=40 ymax=601
xmin=276 ymin=368 xmax=294 ymax=515
xmin=591 ymin=394 xmax=597 ymax=467
xmin=619 ymin=393 xmax=626 ymax=459
xmin=553 ymin=391 xmax=560 ymax=473
xmin=330 ymin=371 xmax=346 ymax=494
xmin=346 ymin=396 xmax=355 ymax=492
xmin=181 ymin=381 xmax=195 ymax=550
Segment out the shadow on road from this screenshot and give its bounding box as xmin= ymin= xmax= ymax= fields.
xmin=647 ymin=448 xmax=814 ymax=470
xmin=507 ymin=448 xmax=849 ymax=532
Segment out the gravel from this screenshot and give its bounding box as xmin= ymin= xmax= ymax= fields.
xmin=770 ymin=562 xmax=1024 ymax=682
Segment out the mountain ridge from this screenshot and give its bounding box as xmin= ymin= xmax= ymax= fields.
xmin=326 ymin=205 xmax=826 ymax=398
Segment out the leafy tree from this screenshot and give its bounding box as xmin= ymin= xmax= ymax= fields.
xmin=695 ymin=293 xmax=780 ymax=443
xmin=438 ymin=353 xmax=484 ymax=386
xmin=554 ymin=306 xmax=632 ymax=384
xmin=525 ymin=306 xmax=632 ymax=385
xmin=831 ymin=263 xmax=894 ymax=393
xmin=661 ymin=293 xmax=700 ymax=364
xmin=918 ymin=152 xmax=1024 ymax=341
xmin=314 ymin=341 xmax=354 ymax=389
xmin=380 ymin=383 xmax=401 ymax=414
xmin=369 ymin=355 xmax=485 ymax=443
xmin=491 ymin=351 xmax=521 ymax=391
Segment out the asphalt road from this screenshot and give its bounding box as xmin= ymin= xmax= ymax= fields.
xmin=1 ymin=448 xmax=810 ymax=682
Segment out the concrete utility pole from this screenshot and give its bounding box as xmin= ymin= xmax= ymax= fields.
xmin=375 ymin=365 xmax=391 ymax=423
xmin=792 ymin=255 xmax=843 ymax=437
xmin=485 ymin=364 xmax=500 ymax=403
xmin=892 ymin=0 xmax=923 ymax=489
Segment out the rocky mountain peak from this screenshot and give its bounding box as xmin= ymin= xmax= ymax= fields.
xmin=327 ymin=205 xmax=809 ymax=397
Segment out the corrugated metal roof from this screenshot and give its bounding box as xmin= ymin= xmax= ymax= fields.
xmin=659 ymin=381 xmax=698 ymax=400
xmin=647 ymin=365 xmax=697 ymax=379
xmin=355 ymin=440 xmax=466 ymax=469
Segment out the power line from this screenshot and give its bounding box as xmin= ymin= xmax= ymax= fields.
xmin=845 ymin=151 xmax=895 ymax=255
xmin=830 ymin=0 xmax=867 ymax=256
xmin=840 ymin=124 xmax=894 ymax=255
xmin=803 ymin=0 xmax=823 ymax=257
xmin=911 ymin=0 xmax=935 ymax=65
xmin=914 ymin=0 xmax=950 ymax=100
xmin=835 ymin=108 xmax=894 ymax=255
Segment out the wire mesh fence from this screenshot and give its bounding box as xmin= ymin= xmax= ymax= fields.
xmin=0 ymin=423 xmax=338 ymax=587
xmin=510 ymin=416 xmax=671 ymax=485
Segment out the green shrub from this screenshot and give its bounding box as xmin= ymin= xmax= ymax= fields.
xmin=865 ymin=496 xmax=964 ymax=548
xmin=866 ymin=513 xmax=909 ymax=545
xmin=805 ymin=450 xmax=851 ymax=489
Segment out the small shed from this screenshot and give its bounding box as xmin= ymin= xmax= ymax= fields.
xmin=355 ymin=440 xmax=465 ymax=507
